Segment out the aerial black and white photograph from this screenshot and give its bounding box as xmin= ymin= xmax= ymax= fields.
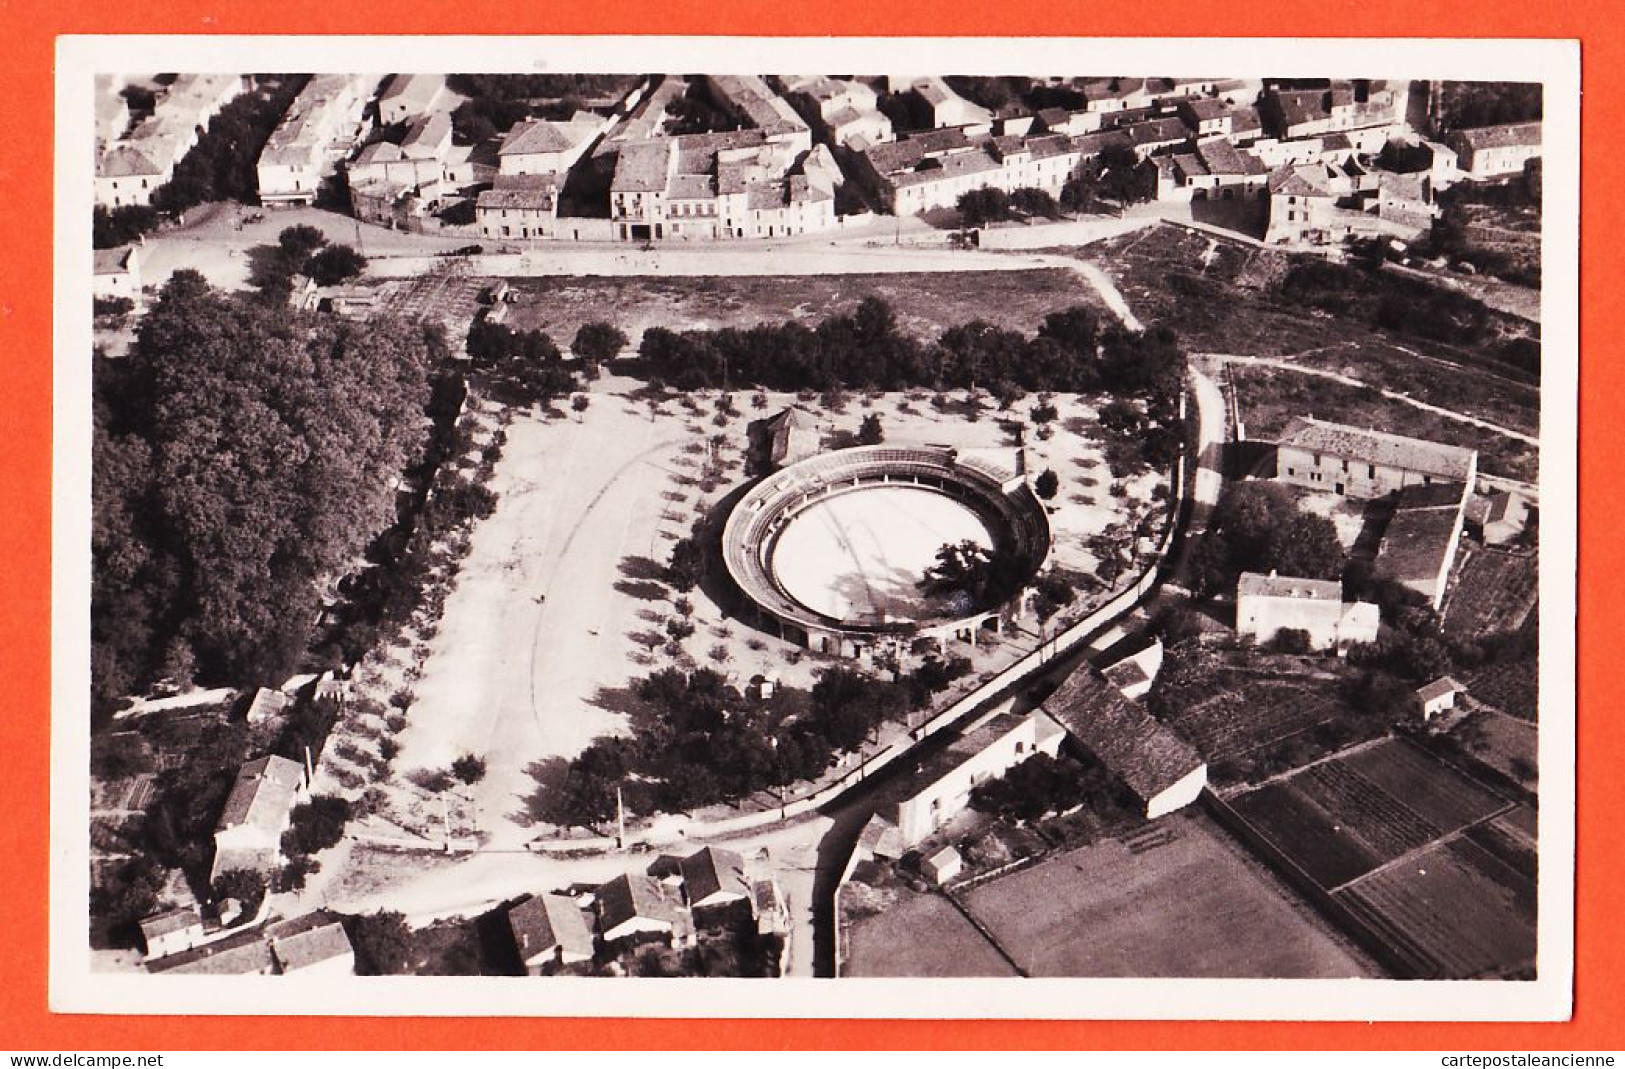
xmin=56 ymin=36 xmax=1576 ymax=1019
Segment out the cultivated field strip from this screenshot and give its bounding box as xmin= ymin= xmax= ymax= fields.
xmin=1295 ymin=762 xmax=1442 ymax=861
xmin=1167 ymin=683 xmax=1339 ymax=759
xmin=1339 ymin=739 xmax=1512 ymax=832
xmin=1465 ymin=814 xmax=1539 ymax=881
xmin=1443 ymin=549 xmax=1539 ymax=639
xmin=1225 ymin=739 xmax=1513 ymax=890
xmin=1228 ymin=783 xmax=1383 ymax=890
xmin=1332 ymin=837 xmax=1537 ymax=979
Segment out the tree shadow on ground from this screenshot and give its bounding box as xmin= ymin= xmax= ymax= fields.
xmin=512 ymin=757 xmax=569 ymax=829
xmin=616 ymin=579 xmax=669 ymax=602
xmin=620 ymin=555 xmax=669 ymax=583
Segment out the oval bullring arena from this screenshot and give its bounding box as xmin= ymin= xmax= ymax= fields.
xmin=721 ymin=445 xmax=1053 ymax=658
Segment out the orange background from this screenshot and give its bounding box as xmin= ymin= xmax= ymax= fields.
xmin=0 ymin=0 xmax=1612 ymax=1051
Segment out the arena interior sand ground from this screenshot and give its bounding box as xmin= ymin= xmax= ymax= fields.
xmin=771 ymin=486 xmax=995 ymax=623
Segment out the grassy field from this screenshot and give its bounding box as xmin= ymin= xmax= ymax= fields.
xmin=1448 ymin=709 xmax=1539 ymax=792
xmin=1082 ymin=225 xmax=1541 ymax=447
xmin=1231 ymin=363 xmax=1538 ymax=482
xmin=959 ymin=812 xmax=1379 ymax=978
xmin=502 ymin=269 xmax=1103 ymax=349
xmin=842 ymin=886 xmax=1017 ymax=978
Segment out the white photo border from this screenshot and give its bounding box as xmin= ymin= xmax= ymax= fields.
xmin=51 ymin=34 xmax=1580 ymax=1020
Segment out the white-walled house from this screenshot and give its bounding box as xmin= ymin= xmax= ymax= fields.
xmin=893 ymin=709 xmax=1066 ymax=846
xmin=1448 ymin=121 xmax=1541 ymax=181
xmin=1045 ymin=666 xmax=1207 ymax=821
xmin=498 ymin=113 xmax=607 ymax=177
xmin=93 ymin=246 xmax=142 ymax=303
xmin=256 ymin=75 xmax=370 ymax=207
xmin=210 ymin=754 xmax=305 ymax=882
xmin=377 ymin=73 xmax=444 ymax=125
xmin=138 ymin=908 xmax=205 ymax=960
xmin=1235 ymin=572 xmax=1380 ymax=651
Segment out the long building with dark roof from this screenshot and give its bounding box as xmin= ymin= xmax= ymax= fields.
xmin=1274 ymin=417 xmax=1479 ymax=499
xmin=1044 ymin=665 xmax=1207 ymax=820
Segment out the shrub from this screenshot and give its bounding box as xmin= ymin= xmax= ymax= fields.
xmin=211 ymin=869 xmax=266 ymax=920
xmin=283 ymin=795 xmax=353 ymax=856
xmin=450 ymin=753 xmax=487 ymax=785
xmin=1270 ymin=628 xmax=1314 ymax=655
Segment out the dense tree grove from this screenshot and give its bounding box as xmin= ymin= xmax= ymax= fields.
xmin=1063 ymin=144 xmax=1155 ymax=210
xmin=636 ymin=298 xmax=1187 ymax=412
xmin=539 ymin=667 xmax=920 ymax=828
xmin=92 ymin=271 xmax=439 ymax=715
xmin=248 ymin=227 xmax=367 ymax=300
xmin=1190 ymin=481 xmax=1346 ymax=598
xmin=969 ymin=751 xmax=1126 ymax=823
xmin=465 ymin=319 xmax=577 ymax=403
xmin=955 ymin=186 xmax=1062 ymax=227
xmin=1437 ymin=81 xmax=1543 ymax=132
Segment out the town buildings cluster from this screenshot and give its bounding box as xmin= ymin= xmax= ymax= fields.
xmin=94 ymin=74 xmax=246 ymax=208
xmin=96 ymin=72 xmax=1543 ymax=259
xmin=254 ymin=74 xmax=372 ymax=207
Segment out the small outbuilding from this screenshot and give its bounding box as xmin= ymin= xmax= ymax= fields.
xmin=1416 ymin=677 xmax=1465 ymax=721
xmin=138 ymin=907 xmax=205 ymax=961
xmin=921 ymin=846 xmax=964 ymax=885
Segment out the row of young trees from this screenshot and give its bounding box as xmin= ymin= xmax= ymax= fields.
xmin=92 ymin=270 xmax=442 ymax=715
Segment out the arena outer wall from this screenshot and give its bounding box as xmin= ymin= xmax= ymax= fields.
xmin=720 ymin=444 xmax=1053 ymax=660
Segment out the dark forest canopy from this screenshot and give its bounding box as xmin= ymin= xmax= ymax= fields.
xmin=92 ymin=270 xmax=441 ymax=714
xmin=1436 ymin=81 xmax=1543 ymax=132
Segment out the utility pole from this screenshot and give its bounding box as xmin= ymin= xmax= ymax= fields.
xmin=616 ymin=784 xmax=627 ymax=850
